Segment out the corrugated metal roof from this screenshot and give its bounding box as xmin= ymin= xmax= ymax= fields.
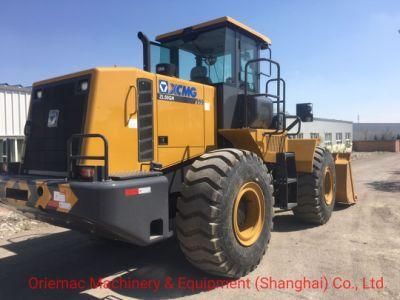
xmin=314 ymin=117 xmax=353 ymax=124
xmin=0 ymin=83 xmax=31 ymax=93
xmin=0 ymin=84 xmax=31 ymax=137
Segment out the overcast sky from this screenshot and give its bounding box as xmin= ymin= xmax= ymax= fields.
xmin=0 ymin=0 xmax=399 ymax=122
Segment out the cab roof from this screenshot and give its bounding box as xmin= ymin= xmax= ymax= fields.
xmin=155 ymin=16 xmax=272 ymax=45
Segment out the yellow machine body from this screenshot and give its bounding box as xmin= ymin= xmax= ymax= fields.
xmin=219 ymin=129 xmax=319 ymax=173
xmin=34 ymin=67 xmax=216 ymax=175
xmin=33 ymin=67 xmax=357 ymax=199
xmin=34 ymin=67 xmax=325 ymax=177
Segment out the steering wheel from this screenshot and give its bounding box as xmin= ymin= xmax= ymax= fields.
xmin=225 ymin=77 xmax=234 ymax=84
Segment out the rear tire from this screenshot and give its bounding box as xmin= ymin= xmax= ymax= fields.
xmin=293 ymin=147 xmax=336 ymax=224
xmin=176 ymin=149 xmax=274 ymax=278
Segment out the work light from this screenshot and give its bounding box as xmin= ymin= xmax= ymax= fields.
xmin=35 ymin=90 xmax=43 ymax=99
xmin=80 ymin=81 xmax=89 ymax=91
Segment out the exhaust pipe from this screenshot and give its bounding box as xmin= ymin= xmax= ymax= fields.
xmin=137 ymin=32 xmax=151 ymax=72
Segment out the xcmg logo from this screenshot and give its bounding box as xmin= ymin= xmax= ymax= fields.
xmin=159 ymin=80 xmax=197 ymax=98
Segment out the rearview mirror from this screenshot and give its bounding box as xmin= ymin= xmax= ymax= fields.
xmin=296 ymin=103 xmax=313 ymax=122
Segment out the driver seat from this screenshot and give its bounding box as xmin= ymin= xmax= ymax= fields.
xmin=190 ymin=66 xmax=212 ymax=85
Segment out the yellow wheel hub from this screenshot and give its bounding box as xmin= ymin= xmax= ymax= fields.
xmin=233 ymin=182 xmax=265 ymax=247
xmin=324 ymin=167 xmax=334 ymax=205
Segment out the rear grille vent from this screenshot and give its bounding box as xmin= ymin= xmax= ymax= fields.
xmin=22 ymin=75 xmax=90 ymax=173
xmin=137 ymin=79 xmax=154 ymax=162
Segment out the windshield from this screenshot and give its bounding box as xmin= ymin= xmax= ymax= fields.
xmin=150 ymin=27 xmax=236 ymax=85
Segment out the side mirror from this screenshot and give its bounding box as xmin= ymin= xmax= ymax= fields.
xmin=296 ymin=103 xmax=313 ymax=122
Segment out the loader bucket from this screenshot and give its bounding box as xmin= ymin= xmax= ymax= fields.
xmin=332 ymin=153 xmax=357 ymax=205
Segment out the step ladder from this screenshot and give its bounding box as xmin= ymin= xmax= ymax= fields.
xmin=274 ymin=152 xmax=298 ymax=209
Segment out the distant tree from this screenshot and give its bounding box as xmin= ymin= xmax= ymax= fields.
xmin=383 ymin=128 xmax=395 ymax=141
xmin=397 ymin=134 xmax=400 ymax=140
xmin=363 ymin=130 xmax=369 ymax=141
xmin=374 ymin=135 xmax=378 ymax=141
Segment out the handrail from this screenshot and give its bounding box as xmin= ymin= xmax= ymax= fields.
xmin=244 ymin=57 xmax=286 ymax=135
xmin=266 ymin=78 xmax=286 ymax=129
xmin=126 ymin=84 xmax=138 ymax=127
xmin=286 ymin=116 xmax=302 ymax=136
xmin=257 ymin=47 xmax=272 ymax=78
xmin=244 ymin=58 xmax=281 ymax=129
xmin=67 ymin=133 xmax=109 ymax=180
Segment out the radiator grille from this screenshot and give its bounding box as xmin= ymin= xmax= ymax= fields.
xmin=137 ymin=79 xmax=154 ymax=162
xmin=22 ymin=76 xmax=90 ymax=173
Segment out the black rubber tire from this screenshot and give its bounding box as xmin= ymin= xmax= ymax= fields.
xmin=293 ymin=147 xmax=336 ymax=224
xmin=176 ymin=149 xmax=274 ymax=278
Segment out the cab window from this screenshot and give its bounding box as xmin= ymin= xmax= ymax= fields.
xmin=239 ymin=35 xmax=259 ymax=92
xmin=162 ymin=27 xmax=236 ymax=85
xmin=150 ymin=44 xmax=171 ymax=74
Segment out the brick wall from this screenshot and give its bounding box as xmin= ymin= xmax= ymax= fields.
xmin=353 ymin=140 xmax=400 ymax=152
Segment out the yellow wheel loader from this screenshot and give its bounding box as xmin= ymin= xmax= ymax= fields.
xmin=0 ymin=17 xmax=356 ymax=278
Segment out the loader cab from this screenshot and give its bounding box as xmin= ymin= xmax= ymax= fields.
xmin=145 ymin=16 xmax=271 ymax=93
xmin=141 ymin=16 xmax=276 ymax=130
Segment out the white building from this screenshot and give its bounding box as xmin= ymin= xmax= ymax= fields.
xmin=0 ymin=84 xmax=31 ymax=162
xmin=290 ymin=117 xmax=353 ymax=152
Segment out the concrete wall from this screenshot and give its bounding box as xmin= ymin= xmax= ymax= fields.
xmin=353 ymin=140 xmax=400 ymax=152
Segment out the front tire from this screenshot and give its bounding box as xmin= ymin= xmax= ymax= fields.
xmin=176 ymin=149 xmax=274 ymax=278
xmin=293 ymin=147 xmax=336 ymax=224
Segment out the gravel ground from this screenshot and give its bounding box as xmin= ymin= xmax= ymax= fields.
xmin=0 ymin=206 xmax=49 ymax=240
xmin=351 ymin=151 xmax=386 ymax=161
xmin=0 ymin=152 xmax=399 ymax=300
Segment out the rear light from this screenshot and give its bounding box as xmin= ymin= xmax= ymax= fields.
xmin=78 ymin=166 xmax=95 ymax=179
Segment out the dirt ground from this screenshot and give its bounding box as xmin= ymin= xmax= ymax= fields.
xmin=0 ymin=152 xmax=399 ymax=299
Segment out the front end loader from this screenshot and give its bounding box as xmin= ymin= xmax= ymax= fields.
xmin=0 ymin=16 xmax=356 ymax=278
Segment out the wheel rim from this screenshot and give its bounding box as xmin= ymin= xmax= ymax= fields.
xmin=233 ymin=182 xmax=265 ymax=247
xmin=324 ymin=167 xmax=334 ymax=205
